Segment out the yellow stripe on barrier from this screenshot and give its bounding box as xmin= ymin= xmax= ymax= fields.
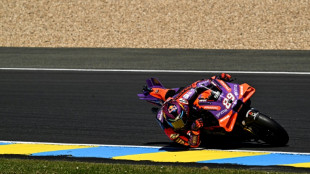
xmin=0 ymin=143 xmax=94 ymax=155
xmin=113 ymin=149 xmax=269 ymax=162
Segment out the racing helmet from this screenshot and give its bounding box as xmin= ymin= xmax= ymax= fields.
xmin=162 ymin=98 xmax=186 ymax=129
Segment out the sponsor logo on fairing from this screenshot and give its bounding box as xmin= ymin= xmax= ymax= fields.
xmin=219 ymin=114 xmax=230 ymax=123
xmin=216 ymin=108 xmax=228 ymax=118
xmin=183 ymin=90 xmax=194 ymax=100
xmin=199 ymin=99 xmax=208 ymax=103
xmin=198 ymin=99 xmax=213 ymax=106
xmin=240 ymin=85 xmax=244 ymax=96
xmin=218 ymin=80 xmax=231 ymax=92
xmin=179 ymin=98 xmax=188 ymax=105
xmin=202 ymin=105 xmax=221 ymax=111
xmin=234 ymin=85 xmax=238 ymax=97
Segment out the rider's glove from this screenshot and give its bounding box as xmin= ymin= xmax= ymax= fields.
xmin=170 ymin=133 xmax=179 ymax=140
xmin=191 ymin=118 xmax=204 ymax=130
xmin=220 ymin=73 xmax=232 ymax=81
xmin=187 ymin=130 xmax=201 ymax=148
xmin=170 ymin=134 xmax=189 ymax=146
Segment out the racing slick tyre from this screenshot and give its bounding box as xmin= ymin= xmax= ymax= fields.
xmin=250 ymin=113 xmax=289 ymax=146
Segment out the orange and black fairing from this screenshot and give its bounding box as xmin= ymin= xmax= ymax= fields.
xmin=138 ymin=78 xmax=180 ymax=106
xmin=239 ymin=83 xmax=256 ymax=103
xmin=190 ymin=79 xmax=256 ymax=132
xmin=149 ymin=88 xmax=172 ymax=102
xmin=212 ymin=83 xmax=256 ymax=132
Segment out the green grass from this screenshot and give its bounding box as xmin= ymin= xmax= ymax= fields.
xmin=0 ymin=158 xmax=302 ymax=174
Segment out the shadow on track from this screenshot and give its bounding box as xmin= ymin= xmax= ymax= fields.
xmin=144 ymin=134 xmax=288 ymax=151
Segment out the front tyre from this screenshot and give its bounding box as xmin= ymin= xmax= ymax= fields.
xmin=250 ymin=113 xmax=289 ymax=146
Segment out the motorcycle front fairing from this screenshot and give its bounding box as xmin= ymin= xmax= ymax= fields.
xmin=199 ymin=79 xmax=255 ymax=132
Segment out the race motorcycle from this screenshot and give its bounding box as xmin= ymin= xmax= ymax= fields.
xmin=137 ymin=77 xmax=289 ymax=147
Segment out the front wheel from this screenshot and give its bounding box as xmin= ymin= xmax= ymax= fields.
xmin=249 ymin=113 xmax=289 ymax=146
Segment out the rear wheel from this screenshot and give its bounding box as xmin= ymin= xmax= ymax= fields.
xmin=250 ymin=113 xmax=289 ymax=146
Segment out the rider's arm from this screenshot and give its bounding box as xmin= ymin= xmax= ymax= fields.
xmin=156 ymin=108 xmax=190 ymax=146
xmin=164 ymin=127 xmax=189 ymax=146
xmin=187 ymin=118 xmax=204 ymax=148
xmin=163 ymin=118 xmax=203 ymax=148
xmin=164 ymin=118 xmax=203 ymax=148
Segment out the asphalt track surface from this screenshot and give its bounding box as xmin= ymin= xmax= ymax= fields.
xmin=0 ymin=70 xmax=309 ymax=153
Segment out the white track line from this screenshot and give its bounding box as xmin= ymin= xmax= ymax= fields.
xmin=0 ymin=68 xmax=309 ymax=75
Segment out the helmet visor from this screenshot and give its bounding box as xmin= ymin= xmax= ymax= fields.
xmin=167 ymin=111 xmax=185 ymax=129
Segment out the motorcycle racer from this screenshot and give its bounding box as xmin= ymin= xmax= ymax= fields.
xmin=139 ymin=73 xmax=289 ymax=147
xmin=155 ymin=73 xmax=232 ymax=147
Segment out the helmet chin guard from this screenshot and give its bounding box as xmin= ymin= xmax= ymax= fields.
xmin=167 ymin=111 xmax=186 ymax=129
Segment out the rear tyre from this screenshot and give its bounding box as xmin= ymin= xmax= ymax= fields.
xmin=250 ymin=113 xmax=289 ymax=146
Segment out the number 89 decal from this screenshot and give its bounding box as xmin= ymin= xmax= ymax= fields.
xmin=223 ymin=93 xmax=235 ymax=109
